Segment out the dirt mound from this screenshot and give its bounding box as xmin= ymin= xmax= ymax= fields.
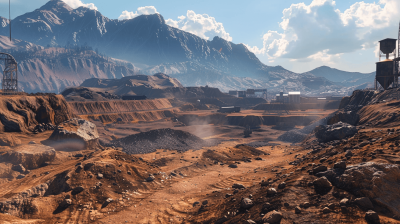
xmin=111 ymin=128 xmax=215 ymax=154
xmin=0 ymin=144 xmax=56 ymax=169
xmin=0 ymin=94 xmax=75 ymax=132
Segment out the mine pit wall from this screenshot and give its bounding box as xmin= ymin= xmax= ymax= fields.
xmin=180 ymin=97 xmax=266 ymax=108
xmin=253 ymin=101 xmax=341 ymax=110
xmin=80 ymin=109 xmax=179 ymax=123
xmin=0 ymin=94 xmax=75 ymax=132
xmin=68 ymin=98 xmax=173 ymax=115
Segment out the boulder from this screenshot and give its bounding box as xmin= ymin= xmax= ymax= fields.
xmin=97 ymin=173 xmax=103 ymax=179
xmin=345 ymin=150 xmax=353 ymax=157
xmin=240 ymin=198 xmax=254 ymax=209
xmin=278 ymin=182 xmax=286 ymax=189
xmin=232 ymin=183 xmax=245 ymax=189
xmin=313 ymin=165 xmax=328 ymax=174
xmin=71 ymin=186 xmax=85 ymax=195
xmin=44 ymin=118 xmax=99 ymax=151
xmin=365 ymin=210 xmax=380 ymax=224
xmin=355 ymin=197 xmax=374 ymax=210
xmin=0 ymin=144 xmax=56 ymax=169
xmin=146 ymin=175 xmax=155 ymax=182
xmin=322 ymin=207 xmax=331 ymax=214
xmin=60 ymin=199 xmax=72 ymax=208
xmin=319 ymin=163 xmax=400 ymax=218
xmin=295 ymin=206 xmax=301 ymax=214
xmin=314 ymin=122 xmax=357 ymax=143
xmin=328 ymin=110 xmax=360 ymax=126
xmin=313 ymin=176 xmax=332 ymax=194
xmin=262 ymin=210 xmax=283 ymax=224
xmin=334 ymin=161 xmax=346 ymax=169
xmin=340 ymin=198 xmax=349 ymax=206
xmin=12 ymin=164 xmax=26 ymax=173
xmin=267 ymin=188 xmax=277 ymax=196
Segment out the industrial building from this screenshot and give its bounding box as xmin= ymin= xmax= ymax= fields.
xmin=275 ymin=91 xmax=300 ymax=104
xmin=375 ymin=23 xmax=400 ymax=90
xmin=228 ymin=89 xmax=267 ymax=99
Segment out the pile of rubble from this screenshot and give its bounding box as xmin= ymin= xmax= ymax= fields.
xmin=33 ymin=123 xmax=57 ymax=133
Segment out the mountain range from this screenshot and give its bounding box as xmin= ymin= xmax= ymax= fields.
xmin=0 ymin=0 xmax=375 ymax=95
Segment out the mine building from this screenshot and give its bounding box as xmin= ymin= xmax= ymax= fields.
xmin=275 ymin=91 xmax=300 ymax=104
xmin=288 ymin=91 xmax=300 ymax=104
xmin=228 ymin=89 xmax=267 ymax=99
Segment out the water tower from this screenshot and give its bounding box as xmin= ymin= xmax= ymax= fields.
xmin=375 ymin=38 xmax=398 ymax=90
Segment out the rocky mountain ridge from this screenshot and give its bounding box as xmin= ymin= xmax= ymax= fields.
xmin=0 ymin=0 xmax=374 ymax=94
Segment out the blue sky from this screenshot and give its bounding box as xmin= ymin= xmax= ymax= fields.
xmin=0 ymin=0 xmax=399 ymax=74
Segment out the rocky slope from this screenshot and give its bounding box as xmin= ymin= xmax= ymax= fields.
xmin=0 ymin=0 xmax=288 ymax=80
xmin=0 ymin=38 xmax=139 ymax=93
xmin=0 ymin=94 xmax=75 ymax=132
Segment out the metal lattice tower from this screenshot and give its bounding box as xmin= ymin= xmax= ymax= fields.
xmin=1 ymin=53 xmax=18 ymax=94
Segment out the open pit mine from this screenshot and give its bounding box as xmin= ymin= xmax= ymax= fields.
xmin=0 ymin=1 xmax=399 ymax=223
xmin=0 ymin=73 xmax=399 ymax=224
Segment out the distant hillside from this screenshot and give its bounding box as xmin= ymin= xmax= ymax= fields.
xmin=0 ymin=0 xmax=292 ymax=81
xmin=0 ymin=36 xmax=139 ymax=93
xmin=302 ymin=66 xmax=375 ymax=87
xmin=0 ymin=0 xmax=375 ymax=95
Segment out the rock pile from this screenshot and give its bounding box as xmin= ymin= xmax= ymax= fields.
xmin=317 ymin=162 xmax=400 ymax=218
xmin=111 ymin=128 xmax=217 ymax=154
xmin=314 ymin=122 xmax=357 ymax=143
xmin=328 ymin=106 xmax=360 ymax=126
xmin=44 ymin=118 xmax=99 ymax=151
xmin=33 ymin=123 xmax=57 ymax=133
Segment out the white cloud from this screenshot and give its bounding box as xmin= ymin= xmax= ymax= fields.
xmin=165 ymin=10 xmax=232 ymax=41
xmin=62 ymin=0 xmax=97 ymax=10
xmin=246 ymin=0 xmax=400 ymax=64
xmin=118 ymin=6 xmax=158 ymax=20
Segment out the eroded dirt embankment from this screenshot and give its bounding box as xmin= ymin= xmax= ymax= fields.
xmin=68 ymin=98 xmax=173 ymax=115
xmin=0 ymin=94 xmax=75 ymax=132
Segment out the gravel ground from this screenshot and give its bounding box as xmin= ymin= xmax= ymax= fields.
xmin=109 ymin=128 xmax=219 ymax=154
